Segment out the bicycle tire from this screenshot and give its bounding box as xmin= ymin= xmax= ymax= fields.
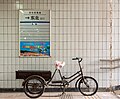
xmin=24 ymin=76 xmax=45 ymax=98
xmin=78 ymin=76 xmax=98 ymax=96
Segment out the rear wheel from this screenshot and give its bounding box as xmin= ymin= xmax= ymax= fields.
xmin=78 ymin=76 xmax=98 ymax=96
xmin=24 ymin=76 xmax=45 ymax=98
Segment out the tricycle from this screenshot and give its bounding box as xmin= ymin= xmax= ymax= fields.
xmin=16 ymin=57 xmax=98 ymax=98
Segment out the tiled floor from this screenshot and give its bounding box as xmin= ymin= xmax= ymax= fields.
xmin=0 ymin=92 xmax=119 ymax=99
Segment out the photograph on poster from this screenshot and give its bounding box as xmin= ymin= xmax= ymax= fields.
xmin=20 ymin=41 xmax=50 ymax=56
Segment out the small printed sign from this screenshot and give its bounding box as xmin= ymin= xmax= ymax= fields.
xmin=19 ymin=10 xmax=51 ymax=57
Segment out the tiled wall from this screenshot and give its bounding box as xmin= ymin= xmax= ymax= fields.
xmin=112 ymin=0 xmax=120 ymax=86
xmin=0 ymin=0 xmax=117 ymax=88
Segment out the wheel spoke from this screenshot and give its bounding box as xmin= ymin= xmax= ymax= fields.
xmin=27 ymin=83 xmax=33 ymax=86
xmin=24 ymin=76 xmax=45 ymax=98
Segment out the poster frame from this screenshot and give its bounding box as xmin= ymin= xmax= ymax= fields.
xmin=19 ymin=10 xmax=51 ymax=57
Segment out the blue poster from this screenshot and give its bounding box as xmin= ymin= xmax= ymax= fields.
xmin=20 ymin=41 xmax=50 ymax=56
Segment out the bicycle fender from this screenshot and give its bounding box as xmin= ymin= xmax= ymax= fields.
xmin=75 ymin=77 xmax=82 ymax=89
xmin=75 ymin=76 xmax=90 ymax=89
xmin=22 ymin=75 xmax=47 ymax=86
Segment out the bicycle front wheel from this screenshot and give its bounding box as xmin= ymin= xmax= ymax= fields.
xmin=78 ymin=76 xmax=98 ymax=96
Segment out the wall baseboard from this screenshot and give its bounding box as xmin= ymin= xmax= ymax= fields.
xmin=0 ymin=88 xmax=110 ymax=92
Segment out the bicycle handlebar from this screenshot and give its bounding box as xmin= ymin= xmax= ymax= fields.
xmin=72 ymin=57 xmax=83 ymax=62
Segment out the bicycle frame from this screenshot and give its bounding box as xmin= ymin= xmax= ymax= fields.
xmin=46 ymin=58 xmax=84 ymax=86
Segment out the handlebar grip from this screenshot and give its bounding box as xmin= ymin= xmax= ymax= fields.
xmin=72 ymin=57 xmax=83 ymax=62
xmin=72 ymin=57 xmax=78 ymax=60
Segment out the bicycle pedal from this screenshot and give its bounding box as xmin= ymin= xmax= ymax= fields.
xmin=51 ymin=80 xmax=63 ymax=83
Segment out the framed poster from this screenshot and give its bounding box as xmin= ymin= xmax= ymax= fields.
xmin=19 ymin=10 xmax=51 ymax=57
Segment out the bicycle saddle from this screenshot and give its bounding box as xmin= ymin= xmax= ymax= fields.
xmin=55 ymin=61 xmax=65 ymax=70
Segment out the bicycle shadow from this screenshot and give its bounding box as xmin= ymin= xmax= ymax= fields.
xmin=41 ymin=92 xmax=73 ymax=99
